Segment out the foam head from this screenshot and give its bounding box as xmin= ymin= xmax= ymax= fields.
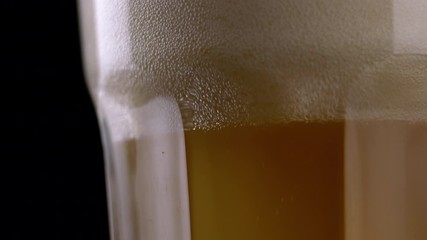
xmin=79 ymin=0 xmax=427 ymax=130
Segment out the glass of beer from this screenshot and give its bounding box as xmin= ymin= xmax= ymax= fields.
xmin=78 ymin=0 xmax=427 ymax=239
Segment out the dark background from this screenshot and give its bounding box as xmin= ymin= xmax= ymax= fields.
xmin=2 ymin=1 xmax=109 ymax=239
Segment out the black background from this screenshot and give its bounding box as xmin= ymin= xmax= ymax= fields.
xmin=2 ymin=1 xmax=109 ymax=239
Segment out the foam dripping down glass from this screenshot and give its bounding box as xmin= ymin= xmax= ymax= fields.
xmin=78 ymin=0 xmax=427 ymax=239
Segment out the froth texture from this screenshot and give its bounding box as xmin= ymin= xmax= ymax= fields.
xmin=80 ymin=0 xmax=427 ymax=130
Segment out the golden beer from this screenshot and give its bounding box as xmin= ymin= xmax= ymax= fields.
xmin=185 ymin=122 xmax=344 ymax=240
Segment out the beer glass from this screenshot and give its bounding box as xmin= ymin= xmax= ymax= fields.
xmin=78 ymin=0 xmax=427 ymax=239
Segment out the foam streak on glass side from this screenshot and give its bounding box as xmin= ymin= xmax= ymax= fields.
xmin=345 ymin=121 xmax=407 ymax=240
xmin=98 ymin=96 xmax=191 ymax=240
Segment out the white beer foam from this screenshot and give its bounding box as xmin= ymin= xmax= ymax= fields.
xmin=100 ymin=94 xmax=184 ymax=141
xmin=84 ymin=0 xmax=427 ymax=131
xmin=132 ymin=97 xmax=185 ymax=137
xmin=94 ymin=0 xmax=135 ymax=88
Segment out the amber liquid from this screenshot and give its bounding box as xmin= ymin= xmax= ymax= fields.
xmin=185 ymin=122 xmax=344 ymax=240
